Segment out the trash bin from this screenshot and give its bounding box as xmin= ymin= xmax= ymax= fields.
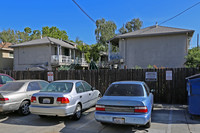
xmin=186 ymin=75 xmax=200 ymax=115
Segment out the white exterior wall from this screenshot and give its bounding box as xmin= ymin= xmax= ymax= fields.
xmin=119 ymin=34 xmax=188 ymax=69
xmin=13 ymin=44 xmax=52 ymax=70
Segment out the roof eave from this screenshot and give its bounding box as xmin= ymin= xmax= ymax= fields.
xmin=109 ymin=30 xmax=195 ymax=43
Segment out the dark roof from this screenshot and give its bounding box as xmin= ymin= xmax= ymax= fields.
xmin=109 ymin=25 xmax=194 ymax=43
xmin=10 ymin=37 xmax=75 ymax=49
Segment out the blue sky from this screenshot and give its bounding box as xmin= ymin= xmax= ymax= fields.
xmin=0 ymin=0 xmax=200 ymax=48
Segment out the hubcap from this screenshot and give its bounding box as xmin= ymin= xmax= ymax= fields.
xmin=76 ymin=105 xmax=81 ymax=118
xmin=22 ymin=103 xmax=29 ymax=114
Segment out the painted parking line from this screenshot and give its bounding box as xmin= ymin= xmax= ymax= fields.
xmin=167 ymin=109 xmax=173 ymax=133
xmin=75 ymin=119 xmax=96 ymax=130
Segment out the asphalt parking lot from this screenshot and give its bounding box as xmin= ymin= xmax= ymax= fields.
xmin=0 ymin=104 xmax=200 ymax=133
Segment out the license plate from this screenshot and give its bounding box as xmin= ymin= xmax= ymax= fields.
xmin=113 ymin=117 xmax=125 ymax=124
xmin=43 ymin=98 xmax=50 ymax=104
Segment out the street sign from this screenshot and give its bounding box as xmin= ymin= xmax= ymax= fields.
xmin=47 ymin=72 xmax=54 ymax=82
xmin=145 ymin=72 xmax=157 ymax=81
xmin=166 ymin=70 xmax=172 ymax=80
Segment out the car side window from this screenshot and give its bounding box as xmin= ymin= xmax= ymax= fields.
xmin=76 ymin=82 xmax=85 ymax=93
xmin=27 ymin=82 xmax=41 ymax=91
xmin=39 ymin=81 xmax=48 ymax=89
xmin=82 ymin=82 xmax=92 ymax=92
xmin=144 ymin=84 xmax=150 ymax=96
xmin=0 ymin=75 xmax=13 ymax=84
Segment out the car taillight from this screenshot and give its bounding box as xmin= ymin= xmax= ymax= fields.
xmin=134 ymin=106 xmax=148 ymax=113
xmin=0 ymin=98 xmax=9 ymax=101
xmin=96 ymin=105 xmax=105 ymax=111
xmin=31 ymin=96 xmax=37 ymax=103
xmin=57 ymin=97 xmax=70 ymax=104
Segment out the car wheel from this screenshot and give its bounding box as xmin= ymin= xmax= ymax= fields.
xmin=18 ymin=101 xmax=30 ymax=116
xmin=100 ymin=122 xmax=108 ymax=125
xmin=145 ymin=118 xmax=151 ymax=128
xmin=73 ymin=104 xmax=82 ymax=120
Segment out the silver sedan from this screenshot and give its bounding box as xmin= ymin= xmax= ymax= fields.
xmin=30 ymin=80 xmax=101 ymax=120
xmin=0 ymin=80 xmax=49 ymax=115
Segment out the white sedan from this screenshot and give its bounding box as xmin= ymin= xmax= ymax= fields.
xmin=30 ymin=80 xmax=101 ymax=120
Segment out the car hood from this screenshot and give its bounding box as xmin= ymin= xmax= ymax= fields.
xmin=97 ymin=96 xmax=146 ymax=106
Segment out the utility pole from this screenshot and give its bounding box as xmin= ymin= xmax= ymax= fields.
xmin=197 ymin=34 xmax=199 ymax=48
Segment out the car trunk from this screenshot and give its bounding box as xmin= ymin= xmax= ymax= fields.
xmin=33 ymin=92 xmax=70 ymax=107
xmin=97 ymin=96 xmax=146 ymax=113
xmin=0 ymin=91 xmax=12 ymax=104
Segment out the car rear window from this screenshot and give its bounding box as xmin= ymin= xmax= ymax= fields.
xmin=104 ymin=84 xmax=144 ymax=96
xmin=40 ymin=82 xmax=73 ymax=93
xmin=0 ymin=82 xmax=25 ymax=91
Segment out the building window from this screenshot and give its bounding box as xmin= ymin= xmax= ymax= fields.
xmin=9 ymin=51 xmax=13 ymax=58
xmin=64 ymin=48 xmax=69 ymax=56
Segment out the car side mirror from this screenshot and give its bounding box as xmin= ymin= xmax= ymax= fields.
xmin=150 ymin=89 xmax=155 ymax=93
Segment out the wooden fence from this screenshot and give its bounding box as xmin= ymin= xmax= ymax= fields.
xmin=1 ymin=68 xmax=199 ymax=104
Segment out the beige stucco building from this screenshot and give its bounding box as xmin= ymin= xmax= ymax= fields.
xmin=0 ymin=43 xmax=13 ymax=70
xmin=108 ymin=25 xmax=194 ymax=69
xmin=10 ymin=37 xmax=88 ymax=71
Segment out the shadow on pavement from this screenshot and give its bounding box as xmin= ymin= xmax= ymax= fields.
xmin=0 ymin=111 xmax=73 ymax=126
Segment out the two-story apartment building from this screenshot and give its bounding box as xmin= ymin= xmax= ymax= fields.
xmin=108 ymin=25 xmax=194 ymax=69
xmin=10 ymin=37 xmax=88 ymax=71
xmin=0 ymin=42 xmax=13 ymax=70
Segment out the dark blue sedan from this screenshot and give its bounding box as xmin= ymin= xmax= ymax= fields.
xmin=95 ymin=81 xmax=153 ymax=128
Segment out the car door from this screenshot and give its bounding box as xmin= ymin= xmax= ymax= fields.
xmin=143 ymin=83 xmax=153 ymax=109
xmin=26 ymin=81 xmax=42 ymax=99
xmin=75 ymin=82 xmax=89 ymax=109
xmin=82 ymin=81 xmax=95 ymax=107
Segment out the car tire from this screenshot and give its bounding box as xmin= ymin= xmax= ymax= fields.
xmin=73 ymin=104 xmax=82 ymax=120
xmin=100 ymin=122 xmax=108 ymax=125
xmin=18 ymin=101 xmax=30 ymax=116
xmin=145 ymin=118 xmax=151 ymax=128
xmin=39 ymin=115 xmax=47 ymax=118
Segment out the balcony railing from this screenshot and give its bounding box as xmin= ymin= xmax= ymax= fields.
xmin=51 ymin=55 xmax=88 ymax=66
xmin=98 ymin=61 xmax=110 ymax=68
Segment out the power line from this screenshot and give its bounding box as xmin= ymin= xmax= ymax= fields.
xmin=159 ymin=1 xmax=200 ymax=25
xmin=72 ymin=0 xmax=96 ymax=24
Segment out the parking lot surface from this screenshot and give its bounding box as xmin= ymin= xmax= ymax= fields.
xmin=0 ymin=104 xmax=200 ymax=133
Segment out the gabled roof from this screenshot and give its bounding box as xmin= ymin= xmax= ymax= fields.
xmin=109 ymin=25 xmax=194 ymax=42
xmin=10 ymin=37 xmax=75 ymax=49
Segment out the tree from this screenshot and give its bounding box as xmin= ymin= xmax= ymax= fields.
xmin=0 ymin=29 xmax=18 ymax=44
xmin=42 ymin=26 xmax=68 ymax=40
xmin=30 ymin=30 xmax=41 ymax=40
xmin=119 ymin=18 xmax=143 ymax=34
xmin=77 ymin=44 xmax=91 ymax=63
xmin=89 ymin=43 xmax=103 ymax=62
xmin=75 ymin=37 xmax=83 ymax=45
xmin=24 ymin=27 xmax=32 ymax=41
xmin=185 ymin=47 xmax=200 ymax=68
xmin=95 ymin=18 xmax=117 ymax=47
xmin=119 ymin=24 xmax=128 ymax=34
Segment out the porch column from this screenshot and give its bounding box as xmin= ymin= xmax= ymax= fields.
xmin=69 ymin=49 xmax=72 ymax=58
xmin=57 ymin=45 xmax=60 ymax=56
xmin=73 ymin=49 xmax=76 ymax=64
xmin=108 ymin=41 xmax=112 ymax=61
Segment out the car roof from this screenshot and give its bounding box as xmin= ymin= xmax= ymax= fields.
xmin=112 ymin=81 xmax=145 ymax=85
xmin=53 ymin=80 xmax=84 ymax=83
xmin=10 ymin=80 xmax=46 ymax=83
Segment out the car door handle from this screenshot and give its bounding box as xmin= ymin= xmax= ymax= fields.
xmin=80 ymin=96 xmax=82 ymax=98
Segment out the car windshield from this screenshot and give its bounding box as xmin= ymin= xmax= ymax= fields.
xmin=0 ymin=82 xmax=25 ymax=91
xmin=104 ymin=84 xmax=144 ymax=96
xmin=40 ymin=82 xmax=73 ymax=93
